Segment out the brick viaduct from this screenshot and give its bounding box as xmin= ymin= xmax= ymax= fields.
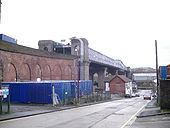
xmin=0 ymin=40 xmax=78 ymax=82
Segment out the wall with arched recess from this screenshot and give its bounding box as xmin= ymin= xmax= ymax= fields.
xmin=43 ymin=65 xmax=51 ymax=80
xmin=62 ymin=65 xmax=72 ymax=80
xmin=34 ymin=64 xmax=42 ymax=81
xmin=71 ymin=66 xmax=78 ymax=80
xmin=20 ymin=63 xmax=31 ymax=81
xmin=52 ymin=64 xmax=62 ymax=80
xmin=4 ymin=63 xmax=17 ymax=82
xmin=0 ymin=59 xmax=3 ymax=82
xmin=0 ymin=48 xmax=77 ymax=82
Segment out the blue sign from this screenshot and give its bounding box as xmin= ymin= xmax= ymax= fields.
xmin=0 ymin=89 xmax=9 ymax=96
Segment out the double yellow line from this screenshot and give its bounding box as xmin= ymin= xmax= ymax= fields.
xmin=120 ymin=103 xmax=147 ymax=128
xmin=0 ymin=114 xmax=41 ymax=123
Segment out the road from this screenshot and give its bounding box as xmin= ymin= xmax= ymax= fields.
xmin=0 ymin=97 xmax=148 ymax=128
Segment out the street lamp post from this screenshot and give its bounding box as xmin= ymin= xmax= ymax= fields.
xmin=155 ymin=40 xmax=159 ymax=104
xmin=74 ymin=45 xmax=80 ymax=103
xmin=77 ymin=60 xmax=80 ymax=102
xmin=71 ymin=37 xmax=84 ymax=103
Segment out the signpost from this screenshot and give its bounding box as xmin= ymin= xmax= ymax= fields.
xmin=0 ymin=85 xmax=10 ymax=114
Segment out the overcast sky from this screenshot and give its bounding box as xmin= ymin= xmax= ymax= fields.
xmin=0 ymin=0 xmax=170 ymax=68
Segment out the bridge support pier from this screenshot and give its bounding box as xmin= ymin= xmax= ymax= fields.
xmin=71 ymin=38 xmax=90 ymax=80
xmin=98 ymin=67 xmax=107 ymax=89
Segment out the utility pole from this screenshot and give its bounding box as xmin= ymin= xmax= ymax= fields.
xmin=155 ymin=40 xmax=159 ymax=104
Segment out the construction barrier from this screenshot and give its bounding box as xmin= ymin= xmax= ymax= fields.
xmin=2 ymin=80 xmax=93 ymax=105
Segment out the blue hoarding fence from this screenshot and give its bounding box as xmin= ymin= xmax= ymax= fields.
xmin=160 ymin=66 xmax=168 ymax=79
xmin=1 ymin=80 xmax=93 ymax=105
xmin=0 ymin=34 xmax=17 ymax=44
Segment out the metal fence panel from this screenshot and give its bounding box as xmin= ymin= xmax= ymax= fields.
xmin=29 ymin=83 xmax=52 ymax=104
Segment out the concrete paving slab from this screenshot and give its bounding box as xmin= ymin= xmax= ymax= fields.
xmin=130 ymin=99 xmax=170 ymax=128
xmin=131 ymin=114 xmax=170 ymax=128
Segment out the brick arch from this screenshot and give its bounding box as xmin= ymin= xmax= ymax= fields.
xmin=71 ymin=66 xmax=77 ymax=80
xmin=20 ymin=63 xmax=31 ymax=81
xmin=62 ymin=65 xmax=72 ymax=80
xmin=43 ymin=65 xmax=51 ymax=80
xmin=0 ymin=59 xmax=3 ymax=82
xmin=35 ymin=64 xmax=42 ymax=81
xmin=53 ymin=64 xmax=62 ymax=80
xmin=5 ymin=63 xmax=17 ymax=82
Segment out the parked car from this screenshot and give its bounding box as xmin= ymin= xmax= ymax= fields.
xmin=132 ymin=93 xmax=136 ymax=97
xmin=152 ymin=94 xmax=157 ymax=98
xmin=125 ymin=94 xmax=132 ymax=98
xmin=135 ymin=93 xmax=140 ymax=97
xmin=143 ymin=93 xmax=151 ymax=100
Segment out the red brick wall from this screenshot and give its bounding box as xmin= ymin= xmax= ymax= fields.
xmin=109 ymin=77 xmax=125 ymax=95
xmin=167 ymin=66 xmax=170 ymax=76
xmin=0 ymin=50 xmax=78 ymax=82
xmin=160 ymin=80 xmax=170 ymax=109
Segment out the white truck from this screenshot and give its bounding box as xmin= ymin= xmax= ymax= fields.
xmin=125 ymin=82 xmax=133 ymax=97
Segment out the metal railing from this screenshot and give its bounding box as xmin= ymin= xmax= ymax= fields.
xmin=89 ymin=48 xmax=127 ymax=70
xmin=59 ymin=91 xmax=111 ymax=106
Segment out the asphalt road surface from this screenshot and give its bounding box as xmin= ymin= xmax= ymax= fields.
xmin=0 ymin=97 xmax=148 ymax=128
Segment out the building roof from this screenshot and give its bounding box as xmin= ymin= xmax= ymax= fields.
xmin=105 ymin=75 xmax=132 ymax=83
xmin=0 ymin=40 xmax=77 ymax=60
xmin=167 ymin=64 xmax=170 ymax=67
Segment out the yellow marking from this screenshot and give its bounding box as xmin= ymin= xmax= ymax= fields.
xmin=120 ymin=102 xmax=147 ymax=128
xmin=0 ymin=114 xmax=41 ymax=123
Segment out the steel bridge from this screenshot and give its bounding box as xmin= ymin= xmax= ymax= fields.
xmin=39 ymin=38 xmax=130 ymax=88
xmin=70 ymin=38 xmax=130 ymax=88
xmin=89 ymin=48 xmax=127 ymax=71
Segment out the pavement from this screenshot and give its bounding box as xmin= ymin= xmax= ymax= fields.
xmin=130 ymin=99 xmax=170 ymax=128
xmin=0 ymin=103 xmax=77 ymax=121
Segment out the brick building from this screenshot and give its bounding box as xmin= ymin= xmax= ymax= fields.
xmin=167 ymin=64 xmax=170 ymax=78
xmin=106 ymin=74 xmax=132 ymax=96
xmin=0 ymin=40 xmax=78 ymax=82
xmin=159 ymin=64 xmax=170 ymax=109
